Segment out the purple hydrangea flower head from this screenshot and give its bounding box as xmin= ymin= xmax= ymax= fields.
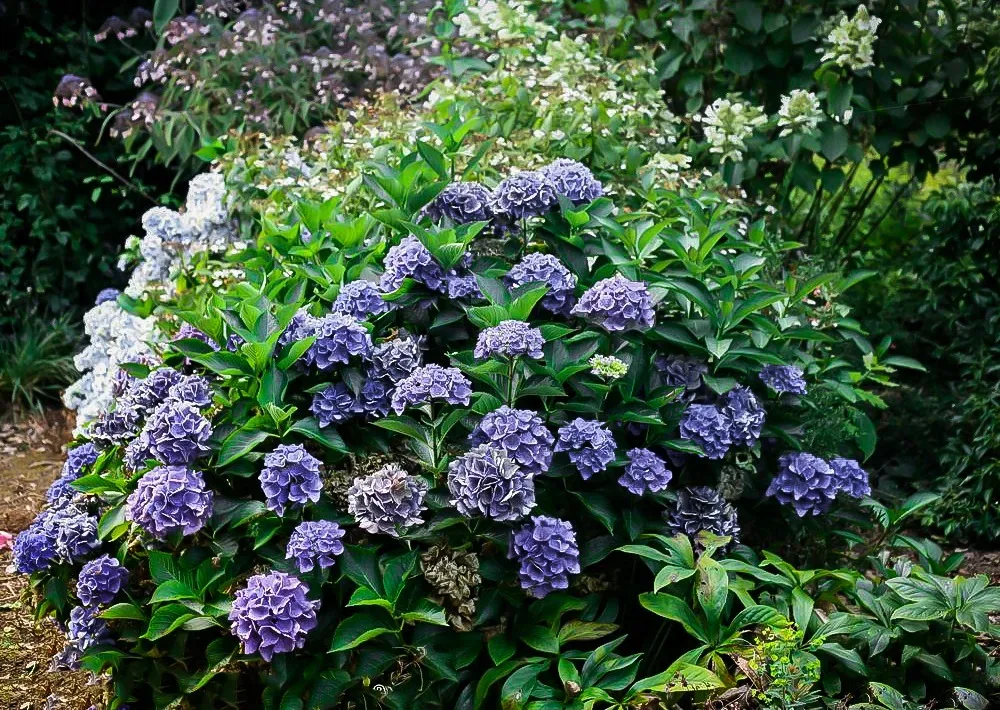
xmin=722 ymin=386 xmax=765 ymax=448
xmin=448 ymin=445 xmax=535 ymax=521
xmin=127 ymin=367 xmax=183 ymax=413
xmin=357 ymin=379 xmax=391 ymax=418
xmin=830 ymin=458 xmax=871 ymax=499
xmin=61 ymin=605 xmax=112 ymax=669
xmin=509 ymin=516 xmax=580 ymax=598
xmin=174 ymin=322 xmax=219 ymax=351
xmin=347 ymin=464 xmax=427 ymax=536
xmin=12 ymin=525 xmax=57 ymax=574
xmin=144 ymin=399 xmax=212 ymax=465
xmin=380 ymin=236 xmax=447 ymax=292
xmin=469 ymin=406 xmax=553 ymax=475
xmin=303 ymin=313 xmax=372 ymax=370
xmin=492 ymin=171 xmax=558 ymax=220
xmin=124 ymin=431 xmax=152 ymax=472
xmin=571 ymin=275 xmax=655 ymax=332
xmin=759 ymin=364 xmax=808 ymax=395
xmin=77 ymin=555 xmax=129 ymax=607
xmin=229 ymin=572 xmax=319 ymax=661
xmin=260 ymin=444 xmax=323 ymax=516
xmin=505 ymin=253 xmax=577 ymax=316
xmin=46 ymin=473 xmax=80 ymax=508
xmin=655 ymin=355 xmax=708 ymax=402
xmin=63 ymin=443 xmax=100 ymax=479
xmin=48 ymin=505 xmax=101 ymax=563
xmin=285 ymin=520 xmax=346 ymax=573
xmin=390 ymin=364 xmax=472 ymax=414
xmin=311 ymin=383 xmax=357 ymax=427
xmin=445 ymin=270 xmax=483 ymax=300
xmin=126 ymin=465 xmax=214 ymax=538
xmin=664 ymin=486 xmax=741 ymax=546
xmin=679 ymin=404 xmax=732 ymax=460
xmin=278 ymin=309 xmax=315 ymax=348
xmin=474 ymin=320 xmax=545 ymax=360
xmin=540 ymin=159 xmax=603 ymax=204
xmin=226 ymin=332 xmax=246 ymax=352
xmin=333 ymin=281 xmax=393 ymax=320
xmin=619 ymin=448 xmax=673 ymax=496
xmin=90 ymin=403 xmax=142 ymax=448
xmin=766 ymin=452 xmax=837 ymax=517
xmin=368 ymin=337 xmax=423 ymax=384
xmin=95 ymin=288 xmax=121 ymax=305
xmin=168 ymin=374 xmax=213 ymax=408
xmin=423 ymin=182 xmax=494 ymax=225
xmin=554 ymin=418 xmax=617 ymax=479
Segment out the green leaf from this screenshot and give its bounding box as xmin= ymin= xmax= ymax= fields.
xmin=218 ymin=428 xmax=274 ymax=467
xmin=639 ymin=593 xmax=708 ymax=642
xmin=653 ymin=566 xmax=697 ymax=591
xmin=151 ymin=579 xmax=200 ymax=604
xmin=142 ymin=604 xmax=196 ymax=641
xmin=101 ymin=603 xmax=146 ymax=621
xmin=288 ymin=417 xmax=348 ymax=452
xmin=556 ymin=620 xmax=617 ymax=644
xmin=488 ymin=634 xmax=516 ymax=665
xmin=518 ymin=625 xmax=559 ymax=654
xmin=340 ymin=545 xmax=386 ymax=596
xmin=329 ymin=611 xmax=396 ymax=652
xmin=153 ymin=0 xmax=179 ymax=33
xmin=307 ymin=670 xmax=352 ymax=709
xmin=628 ymin=662 xmax=724 ymax=695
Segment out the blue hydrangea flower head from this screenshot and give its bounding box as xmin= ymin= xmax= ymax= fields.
xmin=492 ymin=171 xmax=558 ymax=220
xmin=664 ymin=486 xmax=741 ymax=546
xmin=655 ymin=355 xmax=708 ymax=402
xmin=722 ymin=386 xmax=765 ymax=448
xmin=59 ymin=605 xmax=113 ymax=670
xmin=124 ymin=431 xmax=152 ymax=472
xmin=127 ymin=367 xmax=183 ymax=413
xmin=619 ymin=448 xmax=673 ymax=496
xmin=126 ymin=465 xmax=214 ymax=538
xmin=422 ymin=182 xmax=494 ymax=225
xmin=766 ymin=452 xmax=837 ymax=517
xmin=571 ymin=275 xmax=655 ymax=332
xmin=357 ymin=379 xmax=391 ymax=418
xmin=347 ymin=464 xmax=427 ymax=536
xmin=285 ymin=520 xmax=346 ymax=573
xmin=509 ymin=516 xmax=580 ymax=598
xmin=311 ymin=383 xmax=357 ymax=427
xmin=380 ymin=236 xmax=447 ymax=292
xmin=144 ymin=399 xmax=212 ymax=465
xmin=90 ymin=404 xmax=142 ymax=448
xmin=445 ymin=270 xmax=483 ymax=300
xmin=260 ymin=444 xmax=323 ymax=516
xmin=77 ymin=555 xmax=129 ymax=607
xmin=830 ymin=458 xmax=871 ymax=499
xmin=12 ymin=525 xmax=57 ymax=574
xmin=229 ymin=572 xmax=319 ymax=661
xmin=679 ymin=404 xmax=732 ymax=460
xmin=303 ymin=313 xmax=372 ymax=370
xmin=49 ymin=505 xmax=101 ymax=563
xmin=367 ymin=337 xmax=424 ymax=384
xmin=448 ymin=445 xmax=536 ymax=521
xmin=63 ymin=443 xmax=100 ymax=479
xmin=174 ymin=322 xmax=219 ymax=351
xmin=95 ymin=288 xmax=121 ymax=305
xmin=504 ymin=253 xmax=577 ymax=316
xmin=474 ymin=320 xmax=545 ymax=360
xmin=46 ymin=473 xmax=80 ymax=508
xmin=333 ymin=281 xmax=393 ymax=320
xmin=554 ymin=418 xmax=617 ymax=479
xmin=540 ymin=159 xmax=603 ymax=204
xmin=390 ymin=364 xmax=472 ymax=414
xmin=759 ymin=364 xmax=808 ymax=395
xmin=168 ymin=374 xmax=213 ymax=408
xmin=469 ymin=406 xmax=553 ymax=476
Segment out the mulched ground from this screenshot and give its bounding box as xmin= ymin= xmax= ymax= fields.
xmin=0 ymin=412 xmax=102 ymax=710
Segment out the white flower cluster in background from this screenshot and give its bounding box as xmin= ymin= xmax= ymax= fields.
xmin=820 ymin=5 xmax=881 ymax=71
xmin=63 ymin=301 xmax=160 ymax=432
xmin=777 ymin=90 xmax=824 ymax=137
xmin=123 ymin=173 xmax=238 ymax=299
xmin=695 ymin=98 xmax=768 ymax=163
xmin=454 ymin=0 xmax=554 ymax=46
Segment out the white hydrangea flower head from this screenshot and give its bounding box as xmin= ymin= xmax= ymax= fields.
xmin=777 ymin=90 xmax=823 ymax=137
xmin=820 ymin=5 xmax=881 ymax=71
xmin=697 ymin=98 xmax=768 ymax=163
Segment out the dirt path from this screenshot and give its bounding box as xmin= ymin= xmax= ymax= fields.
xmin=0 ymin=413 xmax=101 ymax=710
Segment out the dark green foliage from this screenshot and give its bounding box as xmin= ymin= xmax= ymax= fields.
xmin=0 ymin=314 xmax=80 ymax=415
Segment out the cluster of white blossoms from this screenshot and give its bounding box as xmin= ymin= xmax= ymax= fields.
xmin=777 ymin=90 xmax=824 ymax=137
xmin=453 ymin=0 xmax=555 ymax=46
xmin=63 ymin=302 xmax=159 ymax=432
xmin=122 ymin=173 xmax=237 ymax=299
xmin=695 ymin=98 xmax=768 ymax=163
xmin=820 ymin=5 xmax=882 ymax=71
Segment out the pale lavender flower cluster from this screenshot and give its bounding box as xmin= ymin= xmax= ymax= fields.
xmin=721 ymin=386 xmax=765 ymax=447
xmin=766 ymin=453 xmax=871 ymax=517
xmin=76 ymin=555 xmax=129 ymax=607
xmin=174 ymin=322 xmax=220 ymax=350
xmin=759 ymin=364 xmax=808 ymax=395
xmin=665 ymin=486 xmax=741 ymax=546
xmin=509 ymin=516 xmax=580 ymax=598
xmin=311 ymin=383 xmax=357 ymax=427
xmin=830 ymin=458 xmax=871 ymax=499
xmin=469 ymin=406 xmax=553 ymax=475
xmin=474 ymin=320 xmax=545 ymax=360
xmin=540 ymin=159 xmax=603 ymax=204
xmin=357 ymin=379 xmax=392 ymax=418
xmin=333 ymin=281 xmax=393 ymax=320
xmin=555 ymin=419 xmax=617 ymax=479
xmin=49 ymin=506 xmax=102 ymax=563
xmin=144 ymin=399 xmax=213 ymax=465
xmin=655 ymin=355 xmax=708 ymax=402
xmin=126 ymin=466 xmax=214 ymax=538
xmin=89 ymin=404 xmax=142 ymax=448
xmin=448 ymin=445 xmax=535 ymax=521
xmin=168 ymin=374 xmax=213 ymax=408
xmin=53 ymin=74 xmax=101 ymax=108
xmin=445 ymin=271 xmax=483 ymax=300
xmin=680 ymin=387 xmax=765 ymax=459
xmin=46 ymin=443 xmax=100 ymax=507
xmin=347 ymin=464 xmax=427 ymax=536
xmin=423 ymin=182 xmax=494 ymax=225
xmin=619 ymin=448 xmax=673 ymax=496
xmin=229 ymin=572 xmax=319 ymax=661
xmin=571 ymin=275 xmax=655 ymax=331
xmin=491 ymin=171 xmax=558 ymax=220
xmin=302 ymin=313 xmax=372 ymax=370
xmin=390 ymin=364 xmax=472 ymax=414
xmin=260 ymin=445 xmax=323 ymax=515
xmin=95 ymin=288 xmax=121 ymax=305
xmin=367 ymin=336 xmax=423 ymax=384
xmin=59 ymin=605 xmax=113 ymax=670
xmin=285 ymin=520 xmax=346 ymax=573
xmin=379 ymin=236 xmax=446 ymax=292
xmin=505 ymin=253 xmax=577 ymax=316
xmin=127 ymin=367 xmax=183 ymax=413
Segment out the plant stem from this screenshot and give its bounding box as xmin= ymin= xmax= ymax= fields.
xmin=48 ymin=129 xmax=157 ymax=204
